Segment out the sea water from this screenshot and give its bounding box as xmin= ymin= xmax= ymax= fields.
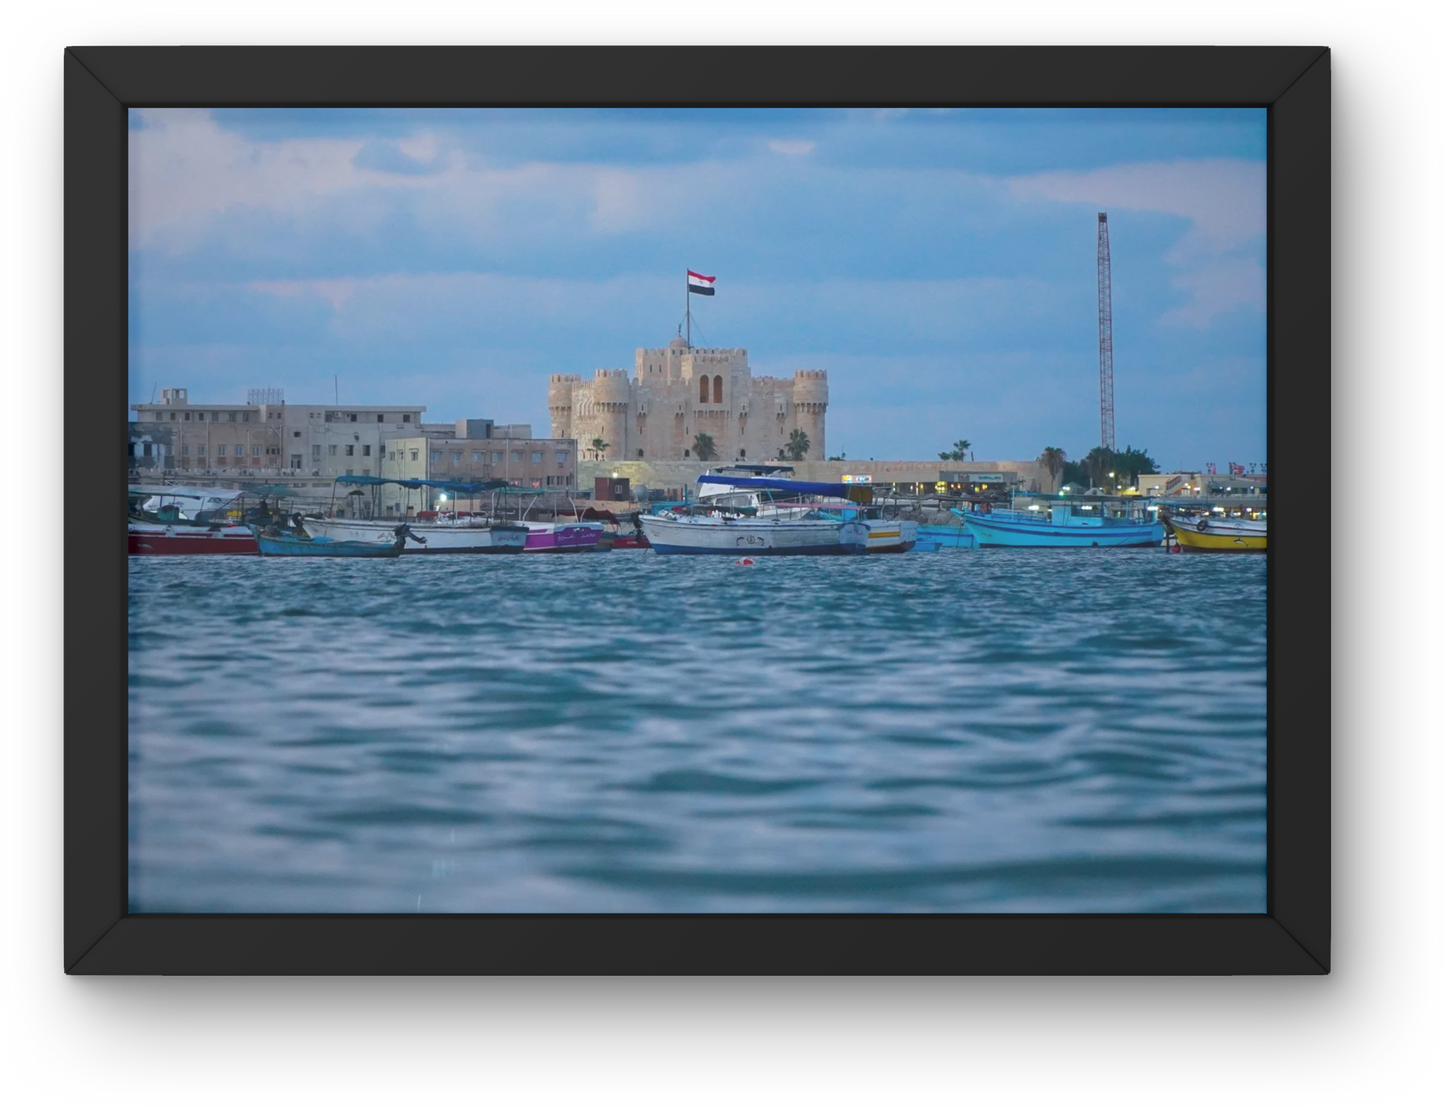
xmin=128 ymin=549 xmax=1267 ymax=913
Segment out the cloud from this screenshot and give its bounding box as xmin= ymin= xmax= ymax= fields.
xmin=767 ymin=139 xmax=816 ymax=155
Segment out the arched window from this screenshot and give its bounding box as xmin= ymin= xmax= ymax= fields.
xmin=699 ymin=376 xmax=708 ymax=403
xmin=739 ymin=448 xmax=746 ymax=459
xmin=712 ymin=375 xmax=723 ymax=404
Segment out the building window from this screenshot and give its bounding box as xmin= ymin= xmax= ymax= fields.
xmin=451 ymin=451 xmax=462 ymax=462
xmin=531 ymin=452 xmax=542 ymax=463
xmin=362 ymin=444 xmax=371 ymax=457
xmin=228 ymin=412 xmax=237 ymax=422
xmin=388 ymin=451 xmax=396 ymax=461
xmin=492 ymin=452 xmax=502 ymax=463
xmin=362 ymin=467 xmax=371 ymax=476
xmin=142 ymin=443 xmax=152 ymax=457
xmin=739 ymin=448 xmax=746 ymax=459
xmin=713 ymin=375 xmax=722 ymax=404
xmin=469 ymin=451 xmax=481 ymax=461
xmin=242 ymin=412 xmax=251 ymax=422
xmin=377 ymin=414 xmax=384 ymax=422
xmin=346 ymin=468 xmax=354 ymax=476
xmin=183 ymin=412 xmax=191 ymax=421
xmin=403 ymin=413 xmax=412 ymax=423
xmin=556 ymin=452 xmax=568 ymax=464
xmin=169 ymin=412 xmax=177 ymax=421
xmin=197 ymin=412 xmax=205 ymax=422
xmin=511 ymin=451 xmax=522 ymax=463
xmin=328 ymin=445 xmax=337 ymax=456
xmin=684 ymin=449 xmax=690 ymax=457
xmin=197 ymin=445 xmax=206 ymax=457
xmin=637 ymin=449 xmax=644 ymax=458
xmin=290 ymin=454 xmax=302 ymax=468
xmin=252 ymin=445 xmax=261 ymax=456
xmin=345 ymin=444 xmax=355 ymax=456
xmin=699 ymin=376 xmax=708 ymax=403
xmin=181 ymin=445 xmax=190 ymax=456
xmin=431 ymin=451 xmax=441 ymax=463
xmin=348 ymin=413 xmax=357 ymax=422
xmin=293 ymin=430 xmax=301 ymax=437
xmin=410 ymin=449 xmax=419 ymax=462
xmin=212 ymin=412 xmax=220 ymax=421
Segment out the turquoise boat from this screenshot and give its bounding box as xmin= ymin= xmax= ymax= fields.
xmin=914 ymin=524 xmax=977 ymax=551
xmin=252 ymin=525 xmax=413 ymax=558
xmin=955 ymin=506 xmax=1164 ymax=548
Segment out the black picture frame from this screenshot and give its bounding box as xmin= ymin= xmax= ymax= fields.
xmin=67 ymin=45 xmax=1329 ymax=974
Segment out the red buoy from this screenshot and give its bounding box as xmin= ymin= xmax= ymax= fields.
xmin=735 ymin=557 xmax=755 ymax=566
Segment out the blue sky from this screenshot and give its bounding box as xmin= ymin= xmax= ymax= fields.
xmin=128 ymin=107 xmax=1267 ymax=469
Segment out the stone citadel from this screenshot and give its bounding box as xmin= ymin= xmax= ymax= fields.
xmin=548 ymin=337 xmax=826 ymax=462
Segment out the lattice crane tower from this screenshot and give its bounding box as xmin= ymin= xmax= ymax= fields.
xmin=1096 ymin=212 xmax=1116 ymax=451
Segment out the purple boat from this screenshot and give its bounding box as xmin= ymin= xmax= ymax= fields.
xmin=523 ymin=521 xmax=605 ymax=552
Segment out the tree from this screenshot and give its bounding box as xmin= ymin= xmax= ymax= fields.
xmin=827 ymin=452 xmax=847 ymax=461
xmin=1082 ymin=446 xmax=1115 ymax=489
xmin=938 ymin=438 xmax=972 ymax=461
xmin=692 ymin=432 xmax=717 ymax=461
xmin=1038 ymin=447 xmax=1067 ymax=490
xmin=590 ymin=436 xmax=610 ymax=461
xmin=791 ymin=424 xmax=814 ymax=459
xmin=1111 ymin=445 xmax=1159 ymax=486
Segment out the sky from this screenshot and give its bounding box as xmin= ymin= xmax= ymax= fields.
xmin=128 ymin=107 xmax=1267 ymax=469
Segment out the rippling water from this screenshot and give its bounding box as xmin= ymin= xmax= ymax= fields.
xmin=128 ymin=549 xmax=1266 ymax=913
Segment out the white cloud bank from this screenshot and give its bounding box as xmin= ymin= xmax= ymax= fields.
xmin=1008 ymin=158 xmax=1266 ymax=327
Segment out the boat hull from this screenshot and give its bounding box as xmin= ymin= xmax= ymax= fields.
xmin=303 ymin=517 xmax=527 ymax=553
xmin=256 ymin=533 xmax=402 ymax=557
xmin=960 ymin=512 xmax=1164 ymax=548
xmin=1168 ymin=518 xmax=1267 ymax=552
xmin=128 ymin=523 xmax=259 ymax=556
xmin=523 ymin=522 xmax=605 ymax=552
xmin=914 ymin=525 xmax=976 ymax=551
xmin=640 ymin=514 xmax=868 ymax=555
xmin=861 ymin=519 xmax=918 ymax=554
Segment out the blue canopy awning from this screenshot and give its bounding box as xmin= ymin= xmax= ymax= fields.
xmin=335 ymin=475 xmax=515 ymax=496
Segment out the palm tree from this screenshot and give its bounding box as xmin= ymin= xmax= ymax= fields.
xmin=1082 ymin=446 xmax=1114 ymax=489
xmin=938 ymin=438 xmax=972 ymax=461
xmin=692 ymin=432 xmax=717 ymax=461
xmin=785 ymin=428 xmax=811 ymax=461
xmin=1038 ymin=447 xmax=1067 ymax=491
xmin=590 ymin=436 xmax=610 ymax=461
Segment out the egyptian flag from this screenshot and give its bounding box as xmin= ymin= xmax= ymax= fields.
xmin=687 ymin=270 xmax=716 ymax=296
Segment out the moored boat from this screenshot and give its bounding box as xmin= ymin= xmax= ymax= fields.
xmin=957 ymin=505 xmax=1164 ymax=548
xmin=128 ymin=520 xmax=260 ymax=556
xmin=914 ymin=524 xmax=977 ymax=551
xmin=522 ymin=521 xmax=606 ymax=552
xmin=640 ymin=511 xmax=868 ymax=555
xmin=302 ymin=515 xmax=528 ymax=554
xmin=252 ymin=524 xmax=413 ymax=558
xmin=694 ymin=473 xmax=912 ymax=552
xmin=1166 ymin=514 xmax=1267 ymax=553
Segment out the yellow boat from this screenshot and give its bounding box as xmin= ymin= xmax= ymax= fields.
xmin=1168 ymin=515 xmax=1267 ymax=553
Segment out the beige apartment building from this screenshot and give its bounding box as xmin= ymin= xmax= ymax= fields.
xmin=131 ymin=388 xmax=426 ymax=481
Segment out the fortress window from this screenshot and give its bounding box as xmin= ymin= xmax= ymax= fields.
xmin=713 ymin=375 xmax=722 ymax=404
xmin=684 ymin=449 xmax=690 ymax=458
xmin=699 ymin=376 xmax=708 ymax=403
xmin=637 ymin=449 xmax=644 ymax=458
xmin=739 ymin=449 xmax=746 ymax=459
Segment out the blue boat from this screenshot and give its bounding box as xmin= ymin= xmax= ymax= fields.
xmin=955 ymin=506 xmax=1164 ymax=548
xmin=914 ymin=524 xmax=977 ymax=551
xmin=252 ymin=524 xmax=414 ymax=558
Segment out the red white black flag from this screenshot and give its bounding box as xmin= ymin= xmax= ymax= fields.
xmin=687 ymin=270 xmax=716 ymax=296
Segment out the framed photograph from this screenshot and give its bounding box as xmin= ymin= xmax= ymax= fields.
xmin=68 ymin=46 xmax=1329 ymax=973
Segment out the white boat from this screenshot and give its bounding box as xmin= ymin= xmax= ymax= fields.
xmin=303 ymin=516 xmax=528 ymax=554
xmin=694 ymin=472 xmax=915 ymax=553
xmin=640 ymin=510 xmax=868 ymax=555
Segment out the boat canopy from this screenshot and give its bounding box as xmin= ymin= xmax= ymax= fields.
xmin=335 ymin=474 xmax=516 ymax=496
xmin=696 ymin=474 xmax=873 ymax=504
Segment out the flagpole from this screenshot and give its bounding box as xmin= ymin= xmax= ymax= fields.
xmin=684 ymin=270 xmax=691 ymax=349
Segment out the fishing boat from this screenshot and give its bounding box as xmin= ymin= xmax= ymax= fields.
xmin=956 ymin=505 xmax=1164 ymax=548
xmin=639 ymin=510 xmax=869 ymax=555
xmin=1166 ymin=514 xmax=1267 ymax=553
xmin=310 ymin=475 xmax=529 ymax=553
xmin=695 ymin=473 xmax=915 ymax=553
xmin=252 ymin=523 xmax=414 ymax=558
xmin=913 ymin=524 xmax=977 ymax=552
xmin=128 ymin=486 xmax=259 ymax=555
xmin=521 ymin=520 xmax=606 ymax=553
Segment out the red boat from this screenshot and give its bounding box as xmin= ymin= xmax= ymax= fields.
xmin=128 ymin=520 xmax=259 ymax=555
